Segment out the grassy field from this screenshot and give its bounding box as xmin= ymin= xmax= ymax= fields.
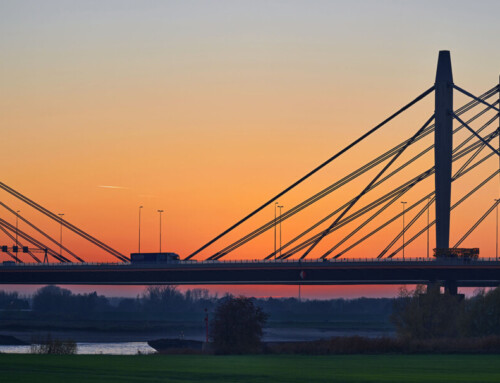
xmin=0 ymin=354 xmax=499 ymax=383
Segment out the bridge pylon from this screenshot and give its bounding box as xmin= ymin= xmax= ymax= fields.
xmin=434 ymin=50 xmax=454 ymax=250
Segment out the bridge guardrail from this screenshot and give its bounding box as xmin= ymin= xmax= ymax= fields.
xmin=2 ymin=257 xmax=500 ymax=267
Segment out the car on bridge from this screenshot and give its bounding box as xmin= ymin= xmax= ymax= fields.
xmin=2 ymin=261 xmax=16 ymax=265
xmin=434 ymin=248 xmax=479 ymax=259
xmin=130 ymin=252 xmax=180 ymax=264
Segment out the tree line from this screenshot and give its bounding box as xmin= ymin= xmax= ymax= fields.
xmin=0 ymin=285 xmax=393 ymax=323
xmin=392 ymin=284 xmax=500 ymax=339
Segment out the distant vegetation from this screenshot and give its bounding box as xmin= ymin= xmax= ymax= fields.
xmin=0 ymin=285 xmax=393 ymax=331
xmin=0 ymin=291 xmax=29 ymax=310
xmin=5 ymin=284 xmax=500 ymax=342
xmin=3 ymin=285 xmax=500 ymax=354
xmin=391 ymin=285 xmax=500 ymax=339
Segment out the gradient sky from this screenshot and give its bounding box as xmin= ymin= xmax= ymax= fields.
xmin=1 ymin=1 xmax=500 ymax=298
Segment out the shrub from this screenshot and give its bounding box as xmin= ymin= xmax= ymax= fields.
xmin=30 ymin=334 xmax=77 ymax=354
xmin=211 ymin=296 xmax=268 ymax=354
xmin=391 ymin=284 xmax=464 ymax=340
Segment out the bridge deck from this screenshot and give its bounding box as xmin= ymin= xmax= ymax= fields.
xmin=1 ymin=258 xmax=500 ymax=286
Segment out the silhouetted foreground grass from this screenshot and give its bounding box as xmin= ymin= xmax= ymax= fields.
xmin=1 ymin=354 xmax=500 ymax=382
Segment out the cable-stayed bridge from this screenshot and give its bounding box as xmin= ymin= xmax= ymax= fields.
xmin=1 ymin=51 xmax=500 ymax=292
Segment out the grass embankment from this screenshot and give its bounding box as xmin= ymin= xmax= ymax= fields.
xmin=0 ymin=354 xmax=499 ymax=382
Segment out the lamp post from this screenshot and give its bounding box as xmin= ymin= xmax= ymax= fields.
xmin=496 ymin=199 xmax=499 ymax=261
xmin=278 ymin=205 xmax=284 ymax=258
xmin=15 ymin=210 xmax=20 ymax=262
xmin=58 ymin=213 xmax=64 ymax=258
xmin=274 ymin=202 xmax=279 ymax=260
xmin=158 ymin=210 xmax=164 ymax=253
xmin=427 ymin=197 xmax=431 ymax=259
xmin=15 ymin=210 xmax=20 ymax=246
xmin=401 ymin=202 xmax=407 ymax=260
xmin=138 ymin=206 xmax=143 ymax=253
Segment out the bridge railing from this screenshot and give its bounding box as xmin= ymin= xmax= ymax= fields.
xmin=2 ymin=257 xmax=500 ymax=266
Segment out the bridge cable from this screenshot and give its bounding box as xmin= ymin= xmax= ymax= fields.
xmin=276 ymin=131 xmax=498 ymax=260
xmin=320 ymin=185 xmax=412 ymax=257
xmin=344 ymin=130 xmax=498 ymax=259
xmin=273 ymin=111 xmax=500 ymax=260
xmin=454 ymin=200 xmax=500 ymax=248
xmin=323 ymin=113 xmax=500 ymax=260
xmin=0 ymin=218 xmax=68 ymax=262
xmin=335 ymin=150 xmax=497 ymax=259
xmin=0 ymin=202 xmax=84 ymax=262
xmin=297 ymin=140 xmax=498 ymax=260
xmin=386 ymin=169 xmax=500 ymax=258
xmin=0 ymin=183 xmax=128 ymax=262
xmin=378 ymin=121 xmax=499 ymax=257
xmin=0 ymin=225 xmax=39 ymax=263
xmin=185 ymin=86 xmax=436 ymax=260
xmin=453 ymin=113 xmax=500 ymax=156
xmin=210 ymin=88 xmax=499 ymax=260
xmin=277 ymin=178 xmax=433 ymax=259
xmin=378 ymin=197 xmax=435 ymax=259
xmin=454 ymin=85 xmax=500 ymax=114
xmin=211 ymin=88 xmax=497 ymax=260
xmin=301 ymin=114 xmax=435 ymax=259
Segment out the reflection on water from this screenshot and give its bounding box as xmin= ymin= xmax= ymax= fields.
xmin=0 ymin=342 xmax=155 ymax=355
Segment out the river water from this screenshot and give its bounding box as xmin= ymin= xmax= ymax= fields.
xmin=0 ymin=342 xmax=155 ymax=355
xmin=0 ymin=327 xmax=393 ymax=354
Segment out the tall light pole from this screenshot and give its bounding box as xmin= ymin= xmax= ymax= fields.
xmin=274 ymin=202 xmax=279 ymax=260
xmin=496 ymin=199 xmax=499 ymax=261
xmin=427 ymin=197 xmax=431 ymax=259
xmin=58 ymin=213 xmax=64 ymax=258
xmin=15 ymin=210 xmax=20 ymax=262
xmin=138 ymin=206 xmax=143 ymax=253
xmin=158 ymin=210 xmax=164 ymax=253
xmin=15 ymin=210 xmax=20 ymax=246
xmin=278 ymin=205 xmax=284 ymax=258
xmin=401 ymin=202 xmax=407 ymax=260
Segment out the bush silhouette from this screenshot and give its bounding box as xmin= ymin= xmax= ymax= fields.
xmin=211 ymin=296 xmax=268 ymax=354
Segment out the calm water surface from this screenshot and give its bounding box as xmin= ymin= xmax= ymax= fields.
xmin=0 ymin=328 xmax=393 ymax=354
xmin=0 ymin=342 xmax=155 ymax=355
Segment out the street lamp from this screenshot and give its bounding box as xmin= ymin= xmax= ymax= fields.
xmin=496 ymin=199 xmax=499 ymax=261
xmin=138 ymin=206 xmax=143 ymax=253
xmin=15 ymin=210 xmax=20 ymax=246
xmin=427 ymin=197 xmax=431 ymax=259
xmin=15 ymin=210 xmax=20 ymax=262
xmin=274 ymin=202 xmax=279 ymax=260
xmin=278 ymin=205 xmax=284 ymax=258
xmin=58 ymin=213 xmax=64 ymax=258
xmin=401 ymin=202 xmax=407 ymax=260
xmin=158 ymin=210 xmax=164 ymax=253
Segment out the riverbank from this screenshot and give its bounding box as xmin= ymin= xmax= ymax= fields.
xmin=0 ymin=326 xmax=393 ymax=344
xmin=0 ymin=354 xmax=499 ymax=382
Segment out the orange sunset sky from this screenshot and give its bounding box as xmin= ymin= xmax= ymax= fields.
xmin=1 ymin=1 xmax=500 ymax=298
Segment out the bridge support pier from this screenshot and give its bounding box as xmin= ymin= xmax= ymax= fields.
xmin=426 ymin=281 xmax=459 ymax=296
xmin=444 ymin=280 xmax=458 ymax=295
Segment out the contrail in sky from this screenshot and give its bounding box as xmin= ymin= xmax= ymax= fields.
xmin=98 ymin=185 xmax=129 ymax=189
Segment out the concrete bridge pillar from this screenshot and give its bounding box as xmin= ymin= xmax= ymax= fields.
xmin=443 ymin=280 xmax=458 ymax=295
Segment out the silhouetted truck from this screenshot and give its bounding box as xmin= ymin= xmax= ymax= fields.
xmin=433 ymin=248 xmax=479 ymax=259
xmin=130 ymin=252 xmax=180 ymax=263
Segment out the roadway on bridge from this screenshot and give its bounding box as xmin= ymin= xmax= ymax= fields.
xmin=1 ymin=258 xmax=500 ymax=287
